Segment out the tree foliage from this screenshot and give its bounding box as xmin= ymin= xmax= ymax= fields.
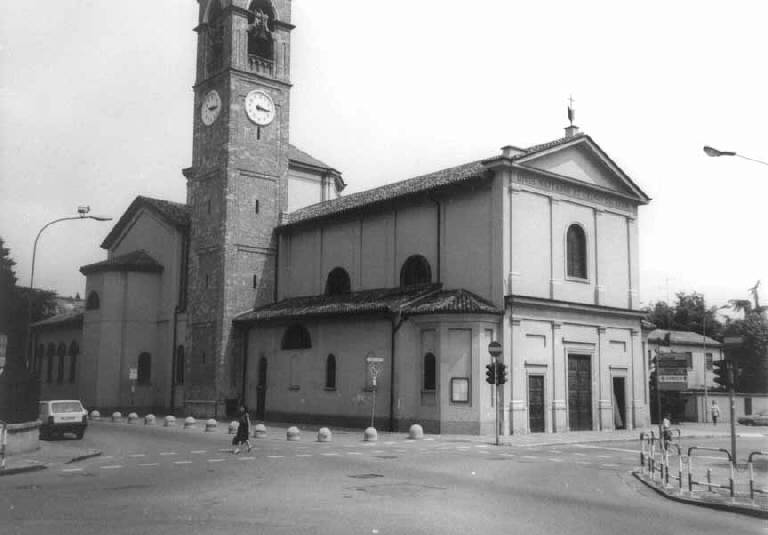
xmin=644 ymin=292 xmax=725 ymax=339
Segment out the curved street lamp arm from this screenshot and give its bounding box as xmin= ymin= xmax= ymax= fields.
xmin=735 ymin=153 xmax=768 ymax=167
xmin=30 ymin=216 xmax=87 ymax=289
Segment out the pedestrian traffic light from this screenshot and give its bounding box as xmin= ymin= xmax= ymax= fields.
xmin=496 ymin=362 xmax=508 ymax=385
xmin=485 ymin=363 xmax=496 ymax=385
xmin=712 ymin=359 xmax=730 ymax=390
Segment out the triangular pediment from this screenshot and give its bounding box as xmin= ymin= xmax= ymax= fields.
xmin=515 ymin=136 xmax=649 ymax=202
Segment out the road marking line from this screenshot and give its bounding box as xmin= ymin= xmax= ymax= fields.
xmin=159 ymin=452 xmax=176 ymax=456
xmin=128 ymin=454 xmax=146 ymax=458
xmin=190 ymin=450 xmax=207 ymax=454
xmin=101 ymin=465 xmax=122 ymax=470
xmin=384 ymin=441 xmax=396 ymax=445
xmin=174 ymin=461 xmax=193 ymax=465
xmin=347 ymin=452 xmax=362 ymax=455
xmin=207 ymin=459 xmax=225 ymax=463
xmin=267 ymin=455 xmax=284 ymax=458
xmin=500 ymin=453 xmax=515 ymax=457
xmin=138 ymin=463 xmax=159 ymax=467
xmin=475 ymin=444 xmax=489 ymax=448
xmin=424 ymin=438 xmax=435 ymax=441
xmin=549 ymin=458 xmax=563 ymax=462
xmin=522 ymin=455 xmax=538 ymax=460
xmin=574 ymin=452 xmax=587 ymax=456
xmin=296 ymin=454 xmax=312 ymax=457
xmin=238 ymin=456 xmax=255 ymax=460
xmin=321 ymin=453 xmax=340 ymax=456
xmin=602 ymin=463 xmax=619 ymax=467
xmin=574 ymin=445 xmax=636 ymax=453
xmin=62 ymin=468 xmax=83 ymax=473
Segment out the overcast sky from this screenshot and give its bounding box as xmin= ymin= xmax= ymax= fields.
xmin=1 ymin=1 xmax=765 ymax=312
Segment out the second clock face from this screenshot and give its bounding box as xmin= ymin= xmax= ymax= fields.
xmin=201 ymin=90 xmax=221 ymax=126
xmin=245 ymin=90 xmax=275 ymax=126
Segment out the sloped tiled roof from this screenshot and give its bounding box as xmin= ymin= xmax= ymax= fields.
xmin=648 ymin=329 xmax=722 ymax=347
xmin=280 ymin=132 xmax=648 ymax=230
xmin=31 ymin=309 xmax=84 ymax=329
xmin=234 ymin=284 xmax=501 ymax=324
xmin=234 ymin=284 xmax=441 ymax=323
xmin=280 ymin=160 xmax=489 ymax=229
xmin=101 ymin=196 xmax=189 ymax=250
xmin=288 ymin=144 xmax=335 ymax=171
xmin=406 ymin=289 xmax=501 ymax=315
xmin=80 ymin=250 xmax=164 ymax=275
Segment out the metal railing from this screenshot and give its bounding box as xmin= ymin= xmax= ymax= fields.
xmin=1 ymin=419 xmax=7 ymax=470
xmin=748 ymin=451 xmax=768 ymax=500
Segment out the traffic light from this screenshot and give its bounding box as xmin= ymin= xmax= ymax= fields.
xmin=485 ymin=363 xmax=496 ymax=385
xmin=712 ymin=359 xmax=730 ymax=390
xmin=496 ymin=362 xmax=508 ymax=385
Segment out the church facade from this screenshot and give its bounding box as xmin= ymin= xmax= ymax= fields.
xmin=32 ymin=0 xmax=652 ymax=435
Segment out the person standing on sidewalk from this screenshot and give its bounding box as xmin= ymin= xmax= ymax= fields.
xmin=710 ymin=400 xmax=720 ymax=425
xmin=232 ymin=405 xmax=252 ymax=454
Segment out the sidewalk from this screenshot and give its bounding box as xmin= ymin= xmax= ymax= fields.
xmin=1 ymin=441 xmax=101 ymax=477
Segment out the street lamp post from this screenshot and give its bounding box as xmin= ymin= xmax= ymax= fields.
xmin=703 ymin=146 xmax=768 ymax=167
xmin=25 ymin=207 xmax=112 ymax=365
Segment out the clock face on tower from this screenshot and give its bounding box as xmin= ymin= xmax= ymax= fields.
xmin=201 ymin=90 xmax=222 ymax=126
xmin=245 ymin=90 xmax=275 ymax=126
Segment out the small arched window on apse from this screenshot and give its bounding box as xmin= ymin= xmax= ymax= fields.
xmin=46 ymin=343 xmax=55 ymax=383
xmin=56 ymin=343 xmax=66 ymax=384
xmin=175 ymin=346 xmax=185 ymax=386
xmin=325 ymin=267 xmax=351 ymax=296
xmin=35 ymin=344 xmax=44 ymax=376
xmin=566 ymin=224 xmax=588 ymax=280
xmin=68 ymin=341 xmax=79 ymax=383
xmin=247 ymin=1 xmax=276 ymax=62
xmin=86 ymin=291 xmax=100 ymax=310
xmin=137 ymin=352 xmax=152 ymax=385
xmin=423 ymin=352 xmax=437 ymax=391
xmin=325 ymin=354 xmax=337 ymax=390
xmin=281 ymin=324 xmax=311 ymax=350
xmin=400 ymin=255 xmax=432 ymax=287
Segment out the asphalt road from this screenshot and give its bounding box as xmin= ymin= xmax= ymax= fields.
xmin=0 ymin=423 xmax=764 ymax=535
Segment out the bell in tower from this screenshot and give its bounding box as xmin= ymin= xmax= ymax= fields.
xmin=247 ymin=0 xmax=275 ymax=70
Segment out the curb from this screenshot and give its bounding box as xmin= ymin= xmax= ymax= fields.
xmin=632 ymin=472 xmax=768 ymax=520
xmin=65 ymin=450 xmax=103 ymax=464
xmin=0 ymin=464 xmax=46 ymax=477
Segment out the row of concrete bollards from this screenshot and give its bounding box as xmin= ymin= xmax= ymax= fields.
xmin=91 ymin=410 xmax=426 ymax=443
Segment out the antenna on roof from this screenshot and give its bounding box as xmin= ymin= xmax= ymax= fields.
xmin=565 ymin=94 xmax=580 ymax=138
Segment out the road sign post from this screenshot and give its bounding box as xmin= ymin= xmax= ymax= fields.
xmin=488 ymin=341 xmax=503 ymax=446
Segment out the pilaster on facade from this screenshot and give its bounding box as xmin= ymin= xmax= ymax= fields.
xmin=597 ymin=326 xmax=611 ymax=431
xmin=509 ymin=318 xmax=527 ymax=434
xmin=551 ymin=321 xmax=566 ymax=432
xmin=630 ymin=327 xmax=649 ymax=428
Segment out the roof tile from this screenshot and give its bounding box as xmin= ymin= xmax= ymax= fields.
xmin=80 ymin=250 xmax=164 ymax=275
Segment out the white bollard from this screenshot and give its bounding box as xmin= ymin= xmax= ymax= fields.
xmin=364 ymin=427 xmax=378 ymax=442
xmin=183 ymin=416 xmax=196 ymax=429
xmin=127 ymin=412 xmax=139 ymax=424
xmin=205 ymin=419 xmax=217 ymax=432
xmin=164 ymin=415 xmax=177 ymax=427
xmin=89 ymin=410 xmax=101 ymax=421
xmin=253 ymin=423 xmax=267 ymax=438
xmin=111 ymin=412 xmax=122 ymax=423
xmin=408 ymin=424 xmax=424 ymax=440
xmin=144 ymin=414 xmax=156 ymax=425
xmin=286 ymin=426 xmax=301 ymax=441
xmin=317 ymin=427 xmax=332 ymax=442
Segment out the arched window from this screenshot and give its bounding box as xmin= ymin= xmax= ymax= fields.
xmin=325 ymin=267 xmax=351 ymax=296
xmin=566 ymin=224 xmax=587 ymax=279
xmin=400 ymin=255 xmax=432 ymax=287
xmin=46 ymin=343 xmax=55 ymax=383
xmin=423 ymin=352 xmax=437 ymax=391
xmin=56 ymin=343 xmax=66 ymax=384
xmin=86 ymin=291 xmax=100 ymax=310
xmin=137 ymin=352 xmax=151 ymax=385
xmin=68 ymin=341 xmax=79 ymax=383
xmin=35 ymin=344 xmax=44 ymax=376
xmin=325 ymin=354 xmax=337 ymax=390
xmin=281 ymin=324 xmax=311 ymax=350
xmin=247 ymin=1 xmax=275 ymax=62
xmin=175 ymin=346 xmax=185 ymax=385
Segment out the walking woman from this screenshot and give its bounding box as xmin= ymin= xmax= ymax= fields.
xmin=232 ymin=405 xmax=252 ymax=454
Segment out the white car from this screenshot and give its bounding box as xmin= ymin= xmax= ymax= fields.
xmin=39 ymin=400 xmax=88 ymax=440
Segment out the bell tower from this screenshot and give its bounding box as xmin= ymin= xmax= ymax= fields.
xmin=183 ymin=0 xmax=293 ymax=417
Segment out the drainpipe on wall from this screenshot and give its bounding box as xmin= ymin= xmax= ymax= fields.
xmin=170 ymin=305 xmax=179 ymax=412
xmin=428 ymin=196 xmax=441 ymax=283
xmin=389 ymin=312 xmax=405 ymax=432
xmin=240 ymin=325 xmax=250 ymax=405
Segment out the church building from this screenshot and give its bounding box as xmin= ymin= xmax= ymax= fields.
xmin=32 ymin=0 xmax=652 ymax=435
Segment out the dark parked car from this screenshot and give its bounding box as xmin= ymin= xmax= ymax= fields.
xmin=737 ymin=411 xmax=768 ymax=426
